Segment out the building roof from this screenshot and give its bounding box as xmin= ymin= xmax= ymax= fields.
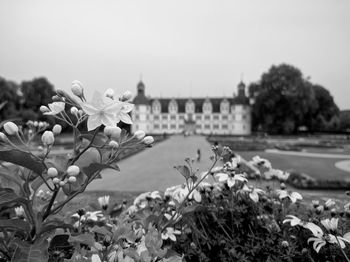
xmin=148 ymin=96 xmax=249 ymax=113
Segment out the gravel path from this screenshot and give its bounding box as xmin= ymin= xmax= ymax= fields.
xmin=87 ymin=135 xmax=215 ymax=191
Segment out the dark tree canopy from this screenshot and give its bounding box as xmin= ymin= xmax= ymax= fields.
xmin=249 ymin=64 xmax=339 ymax=134
xmin=0 ymin=77 xmax=20 ymax=122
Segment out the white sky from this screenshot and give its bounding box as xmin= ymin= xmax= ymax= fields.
xmin=0 ymin=0 xmax=349 ymax=109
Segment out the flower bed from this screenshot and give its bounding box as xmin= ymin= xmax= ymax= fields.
xmin=1 ymin=82 xmax=350 ymax=261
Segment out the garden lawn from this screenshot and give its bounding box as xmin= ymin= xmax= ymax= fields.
xmin=238 ymin=150 xmax=350 ymax=180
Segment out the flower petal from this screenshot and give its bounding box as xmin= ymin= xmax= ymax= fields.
xmin=87 ymin=115 xmax=102 ymax=131
xmin=100 ymin=113 xmax=117 ymax=127
xmin=81 ymin=102 xmax=100 ymax=115
xmin=119 ymin=112 xmax=133 ymax=125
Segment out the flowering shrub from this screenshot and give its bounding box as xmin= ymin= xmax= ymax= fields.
xmin=1 ymin=81 xmax=350 ymax=261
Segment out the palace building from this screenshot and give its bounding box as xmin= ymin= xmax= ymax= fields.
xmin=131 ymin=81 xmax=252 ymax=135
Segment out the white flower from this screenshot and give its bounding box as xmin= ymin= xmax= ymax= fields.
xmin=14 ymin=206 xmax=25 ymax=218
xmin=161 ymin=227 xmax=181 ymax=241
xmin=321 ymin=218 xmax=338 ymax=232
xmin=215 ymin=173 xmax=247 ymax=188
xmin=98 ymin=195 xmax=110 ymax=210
xmin=250 ymin=155 xmax=272 ymax=169
xmin=109 ymin=140 xmax=119 ymax=149
xmin=44 ymin=102 xmax=65 ymax=115
xmin=283 ymin=215 xmax=302 ymax=226
xmin=276 ymin=190 xmax=302 ymax=203
xmin=164 ymin=211 xmax=182 ymax=222
xmin=189 ymin=189 xmax=201 ymax=203
xmin=308 ymin=233 xmax=350 ymax=253
xmin=249 ymin=188 xmax=265 ymax=203
xmin=325 ymin=199 xmax=336 ymax=209
xmin=133 ymin=191 xmax=161 ymax=208
xmin=3 ymin=122 xmax=19 ymax=135
xmin=80 ymin=91 xmax=132 ymax=131
xmin=164 ymin=184 xmax=188 ymax=204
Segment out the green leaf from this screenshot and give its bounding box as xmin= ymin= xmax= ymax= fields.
xmin=91 ymin=225 xmax=111 ymax=236
xmin=0 ymin=149 xmax=45 ymax=176
xmin=0 ymin=188 xmax=28 ymax=207
xmin=174 ymin=165 xmax=191 ymax=180
xmin=38 ymin=220 xmax=73 ymax=237
xmin=68 ymin=233 xmax=96 ymax=248
xmin=0 ymin=219 xmax=30 ymax=236
xmin=11 ymin=237 xmax=49 ymax=262
xmin=82 ymin=163 xmax=119 ymax=179
xmin=145 ymin=225 xmax=167 ymax=258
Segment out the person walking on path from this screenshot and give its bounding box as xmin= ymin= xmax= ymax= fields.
xmin=196 ymin=148 xmax=201 ymax=162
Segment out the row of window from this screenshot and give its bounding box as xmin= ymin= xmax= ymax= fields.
xmin=135 ymin=114 xmax=248 ymax=121
xmin=153 ymin=124 xmax=241 ymax=130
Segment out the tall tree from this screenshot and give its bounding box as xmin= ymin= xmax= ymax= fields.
xmin=251 ymin=64 xmax=315 ymax=134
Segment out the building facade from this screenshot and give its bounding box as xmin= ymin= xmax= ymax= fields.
xmin=131 ymin=81 xmax=252 ymax=135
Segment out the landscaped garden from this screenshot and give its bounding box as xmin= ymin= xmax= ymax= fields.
xmin=1 ymin=82 xmax=350 ymax=262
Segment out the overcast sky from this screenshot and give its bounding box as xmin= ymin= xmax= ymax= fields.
xmin=0 ymin=0 xmax=349 ymax=109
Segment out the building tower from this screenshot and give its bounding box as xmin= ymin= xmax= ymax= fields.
xmin=132 ymin=80 xmax=151 ymax=133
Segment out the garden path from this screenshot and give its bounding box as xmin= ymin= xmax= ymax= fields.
xmin=87 ymin=135 xmax=214 ymax=191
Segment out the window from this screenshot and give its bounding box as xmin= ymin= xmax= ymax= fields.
xmin=242 ymin=114 xmax=247 ymax=120
xmin=179 ymin=124 xmax=184 ymax=129
xmin=134 ymin=114 xmax=139 ymax=120
xmin=196 ymin=125 xmax=201 ymax=129
xmin=179 ymin=115 xmax=184 ymax=120
xmin=170 ymin=115 xmax=176 ymax=120
xmin=196 ymin=115 xmax=201 ymax=120
xmin=222 ymin=115 xmax=228 ymax=120
xmin=162 ymin=115 xmax=168 ymax=120
xmin=170 ymin=124 xmax=176 ymax=129
xmin=213 ymin=115 xmax=219 ymax=120
xmin=204 ymin=115 xmax=210 ymax=120
xmin=162 ymin=124 xmax=168 ymax=129
xmin=213 ymin=124 xmax=219 ymax=129
xmin=154 ymin=115 xmax=159 ymax=120
xmin=222 ymin=124 xmax=228 ymax=129
xmin=154 ymin=124 xmax=160 ymax=129
xmin=204 ymin=124 xmax=210 ymax=129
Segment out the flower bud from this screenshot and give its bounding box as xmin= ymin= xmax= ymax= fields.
xmin=109 ymin=140 xmax=119 ymax=149
xmin=280 ymin=183 xmax=286 ymax=190
xmin=47 ymin=167 xmax=58 ymax=178
xmin=70 ymin=106 xmax=79 ymax=116
xmin=68 ymin=176 xmax=77 ymax=183
xmin=0 ymin=132 xmax=8 ymax=142
xmin=52 ymin=178 xmax=60 ymax=184
xmin=41 ymin=131 xmax=55 ymax=146
xmin=3 ymin=122 xmax=19 ymax=135
xmin=40 ymin=105 xmax=50 ymax=113
xmin=67 ymin=165 xmax=80 ymax=176
xmin=52 ymin=124 xmax=62 ymax=135
xmin=142 ymin=136 xmax=154 ymax=145
xmin=59 ymin=180 xmax=67 ymax=187
xmin=52 ymin=95 xmax=62 ymax=102
xmin=104 ymin=88 xmax=114 ymax=99
xmin=134 ymin=130 xmax=145 ymax=140
xmin=71 ymin=80 xmax=84 ymax=97
xmin=104 ymin=126 xmax=121 ymax=139
xmin=120 ymin=91 xmax=133 ymax=102
xmin=14 ymin=206 xmax=25 ymax=218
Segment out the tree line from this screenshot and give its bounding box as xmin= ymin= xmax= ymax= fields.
xmin=248 ymin=64 xmax=349 ymax=134
xmin=0 ymin=65 xmax=349 ymax=134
